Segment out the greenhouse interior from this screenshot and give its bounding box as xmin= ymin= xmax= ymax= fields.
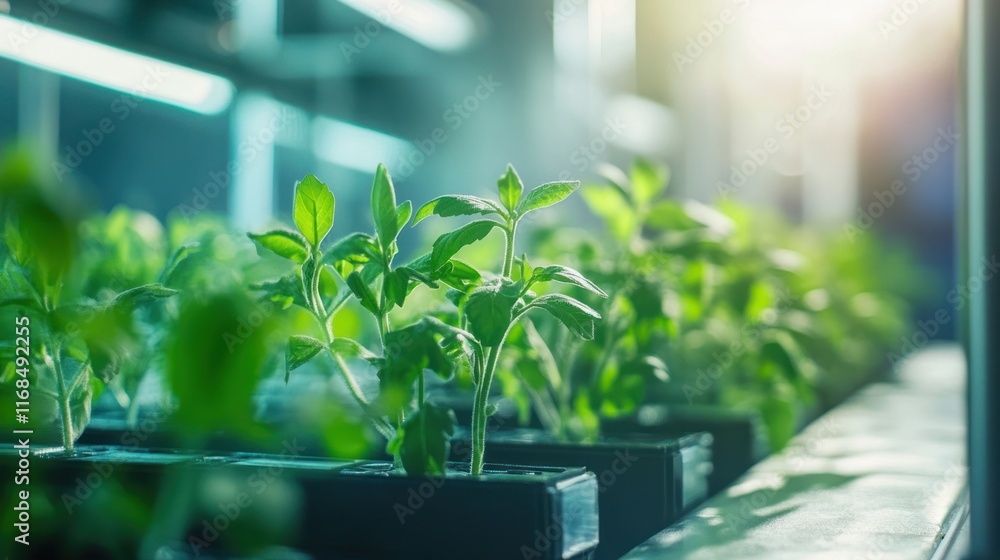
xmin=0 ymin=0 xmax=996 ymax=559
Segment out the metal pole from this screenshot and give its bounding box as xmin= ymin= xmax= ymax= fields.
xmin=964 ymin=0 xmax=1000 ymax=557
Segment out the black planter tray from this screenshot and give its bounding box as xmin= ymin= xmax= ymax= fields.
xmin=603 ymin=405 xmax=768 ymax=495
xmin=0 ymin=445 xmax=599 ymax=560
xmin=452 ymin=428 xmax=712 ymax=560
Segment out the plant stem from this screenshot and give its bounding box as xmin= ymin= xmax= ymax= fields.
xmin=51 ymin=343 xmax=74 ymax=454
xmin=307 ymin=263 xmax=395 ymax=443
xmin=329 ymin=351 xmax=395 ymax=440
xmin=471 ymin=344 xmax=502 ymax=475
xmin=502 ymin=223 xmax=516 ymax=278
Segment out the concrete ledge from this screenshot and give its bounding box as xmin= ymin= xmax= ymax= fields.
xmin=623 ymin=345 xmax=967 ymax=560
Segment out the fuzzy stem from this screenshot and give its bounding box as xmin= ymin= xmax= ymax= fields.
xmin=502 ymin=223 xmax=516 ymax=278
xmin=471 ymin=344 xmax=502 ymax=475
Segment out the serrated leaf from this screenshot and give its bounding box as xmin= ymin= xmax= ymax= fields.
xmin=413 ymin=195 xmax=504 ymax=225
xmin=110 ymin=283 xmax=178 ymax=310
xmin=531 ymin=264 xmax=607 ymax=298
xmin=293 ymin=174 xmax=335 ymax=248
xmin=497 ymin=164 xmax=524 ymax=213
xmin=528 ymin=293 xmax=601 ymax=340
xmin=399 ymin=403 xmax=456 ymax=476
xmin=516 ymin=181 xmax=579 ymax=216
xmin=286 ymin=335 xmax=325 ymax=384
xmin=429 ymin=220 xmax=502 ymax=270
xmin=371 ymin=164 xmax=400 ymax=251
xmin=248 ymin=230 xmax=309 ymax=263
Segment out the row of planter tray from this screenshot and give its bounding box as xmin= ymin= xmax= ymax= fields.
xmin=15 ymin=404 xmax=765 ymax=559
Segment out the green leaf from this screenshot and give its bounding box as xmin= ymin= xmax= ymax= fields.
xmin=110 ymin=283 xmax=178 ymax=310
xmin=497 ymin=164 xmax=524 ymax=213
xmin=398 ymin=266 xmax=439 ymax=290
xmin=165 ymin=292 xmax=276 ymax=437
xmin=631 ymin=158 xmax=669 ymax=205
xmin=516 ymin=181 xmax=579 ymax=216
xmin=429 ymin=220 xmax=502 ymax=270
xmin=331 ymin=338 xmax=379 ymax=361
xmin=464 ymin=278 xmax=521 ymax=347
xmin=399 ymin=403 xmax=456 ymax=476
xmin=346 ymin=270 xmax=380 ymax=314
xmin=250 ymin=274 xmax=306 ymax=309
xmin=645 ymin=200 xmax=702 ymax=231
xmin=293 ymin=174 xmax=335 ymax=248
xmin=413 ymin=195 xmax=505 ymax=225
xmin=248 ymin=230 xmax=309 ymax=263
xmin=531 ymin=264 xmax=608 ymax=298
xmin=159 ymin=243 xmax=200 ymax=285
xmin=396 ymin=200 xmax=412 ymax=231
xmin=378 ymin=324 xmax=455 ymax=415
xmin=371 ymin=164 xmax=401 ymax=251
xmin=528 ymin=293 xmax=601 ymax=340
xmin=324 ymin=232 xmax=379 ymax=266
xmin=286 ymin=335 xmax=325 ymax=384
xmin=383 ymin=268 xmax=409 ymax=309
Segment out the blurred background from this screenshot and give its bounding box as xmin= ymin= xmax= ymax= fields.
xmin=0 ymin=0 xmax=960 ymax=336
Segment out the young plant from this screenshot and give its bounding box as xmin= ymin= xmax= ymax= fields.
xmin=0 ymin=152 xmax=176 ymax=452
xmin=413 ymin=164 xmax=606 ymax=474
xmin=250 ymin=168 xmax=467 ymax=475
xmin=497 ymin=160 xmax=678 ymax=442
xmin=582 ymin=160 xmax=821 ymax=448
xmin=75 ymin=207 xmax=200 ymax=425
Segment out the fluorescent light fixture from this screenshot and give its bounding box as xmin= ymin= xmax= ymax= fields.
xmin=0 ymin=14 xmax=233 ymax=114
xmin=312 ymin=116 xmax=412 ymax=174
xmin=339 ymin=0 xmax=477 ymax=52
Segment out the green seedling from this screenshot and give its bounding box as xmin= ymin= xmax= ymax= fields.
xmin=413 ymin=164 xmax=606 ymax=474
